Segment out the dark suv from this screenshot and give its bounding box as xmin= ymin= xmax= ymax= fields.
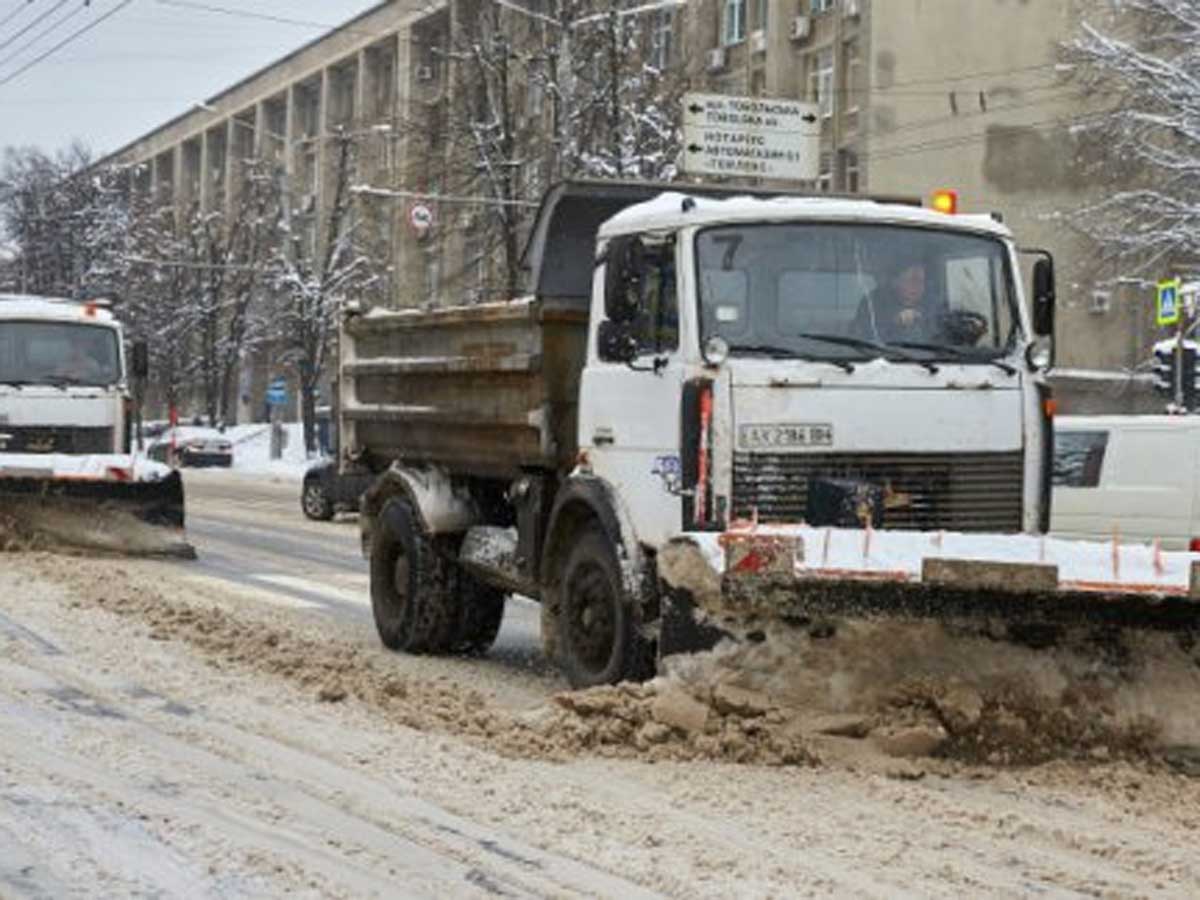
xmin=301 ymin=460 xmax=372 ymax=521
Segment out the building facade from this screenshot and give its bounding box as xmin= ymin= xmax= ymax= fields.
xmin=105 ymin=0 xmax=1148 ymax=387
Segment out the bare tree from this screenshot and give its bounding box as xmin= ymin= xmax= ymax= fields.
xmin=403 ymin=0 xmax=684 ymax=304
xmin=273 ymin=134 xmax=381 ymax=454
xmin=1064 ymin=0 xmax=1200 ymax=283
xmin=0 ymin=142 xmax=103 ymax=297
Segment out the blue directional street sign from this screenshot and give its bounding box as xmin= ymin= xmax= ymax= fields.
xmin=1157 ymin=278 xmax=1181 ymax=327
xmin=266 ymin=377 xmax=288 ymax=407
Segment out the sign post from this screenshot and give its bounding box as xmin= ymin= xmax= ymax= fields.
xmin=266 ymin=377 xmax=288 ymax=460
xmin=680 ymin=92 xmax=821 ymax=181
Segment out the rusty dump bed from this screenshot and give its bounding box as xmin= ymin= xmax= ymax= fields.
xmin=340 ymin=299 xmax=588 ymax=479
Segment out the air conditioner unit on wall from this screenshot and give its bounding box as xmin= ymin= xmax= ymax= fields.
xmin=706 ymin=46 xmax=728 ymax=73
xmin=790 ymin=16 xmax=812 ymax=42
xmin=844 ymin=0 xmax=861 ymax=18
xmin=750 ymin=29 xmax=768 ymax=54
xmin=416 ymin=64 xmax=435 ymax=82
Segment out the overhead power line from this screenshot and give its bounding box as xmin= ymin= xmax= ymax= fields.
xmin=0 ymin=1 xmax=37 ymax=33
xmin=152 ymin=0 xmax=375 ymax=36
xmin=0 ymin=0 xmax=68 ymax=53
xmin=0 ymin=0 xmax=133 ymax=89
xmin=0 ymin=0 xmax=87 ymax=72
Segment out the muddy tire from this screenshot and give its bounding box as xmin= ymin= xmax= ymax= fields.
xmin=301 ymin=479 xmax=335 ymax=521
xmin=557 ymin=525 xmax=655 ymax=689
xmin=451 ymin=578 xmax=506 ymax=656
xmin=540 ymin=593 xmax=561 ymax=665
xmin=369 ymin=498 xmax=457 ymax=653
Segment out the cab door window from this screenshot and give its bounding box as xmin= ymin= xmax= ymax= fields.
xmin=632 ymin=242 xmax=679 ymax=355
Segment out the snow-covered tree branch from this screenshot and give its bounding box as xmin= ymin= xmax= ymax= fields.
xmin=1064 ymin=0 xmax=1200 ymax=281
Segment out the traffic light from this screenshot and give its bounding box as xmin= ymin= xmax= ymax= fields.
xmin=1153 ymin=343 xmax=1174 ymax=396
xmin=1151 ymin=342 xmax=1197 ymax=409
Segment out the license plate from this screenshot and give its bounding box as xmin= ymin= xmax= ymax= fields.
xmin=738 ymin=423 xmax=833 ymax=450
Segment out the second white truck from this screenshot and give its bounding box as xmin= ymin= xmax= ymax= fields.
xmin=0 ymin=295 xmax=190 ymax=555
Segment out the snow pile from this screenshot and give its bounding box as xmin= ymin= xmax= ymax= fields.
xmin=659 ymin=621 xmax=1200 ymax=767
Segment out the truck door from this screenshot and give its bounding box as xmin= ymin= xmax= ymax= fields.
xmin=580 ymin=236 xmax=685 ymax=547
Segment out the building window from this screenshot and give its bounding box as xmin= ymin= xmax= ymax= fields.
xmin=752 ymin=0 xmax=768 ymax=30
xmin=811 ymin=0 xmax=834 ymax=13
xmin=722 ymin=0 xmax=747 ymax=46
xmin=809 ymin=47 xmax=835 ymax=118
xmin=817 ymin=152 xmax=832 ymax=192
xmin=843 ymin=38 xmax=861 ymax=130
xmin=839 ymin=149 xmax=859 ymax=192
xmin=652 ymin=10 xmax=674 ymax=69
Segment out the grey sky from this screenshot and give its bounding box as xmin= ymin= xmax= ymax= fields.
xmin=0 ymin=0 xmax=383 ymax=156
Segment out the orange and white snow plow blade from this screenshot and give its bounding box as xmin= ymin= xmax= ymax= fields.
xmin=657 ymin=525 xmax=1200 ymax=659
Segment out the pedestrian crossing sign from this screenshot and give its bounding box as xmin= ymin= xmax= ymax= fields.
xmin=1157 ymin=278 xmax=1181 ymax=327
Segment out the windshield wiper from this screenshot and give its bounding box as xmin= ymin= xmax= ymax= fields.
xmin=889 ymin=341 xmax=1017 ymax=376
xmin=730 ymin=344 xmax=856 ymax=373
xmin=39 ymin=375 xmax=106 ymax=388
xmin=0 ymin=380 xmax=33 ymax=389
xmin=795 ymin=332 xmax=939 ymax=374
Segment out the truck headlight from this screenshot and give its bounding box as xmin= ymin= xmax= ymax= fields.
xmin=703 ymin=336 xmax=730 ymax=367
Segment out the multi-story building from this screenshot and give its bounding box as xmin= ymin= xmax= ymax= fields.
xmin=685 ymin=0 xmax=1148 ymax=376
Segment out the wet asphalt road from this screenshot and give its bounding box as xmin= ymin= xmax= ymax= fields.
xmin=178 ymin=470 xmax=546 ymax=668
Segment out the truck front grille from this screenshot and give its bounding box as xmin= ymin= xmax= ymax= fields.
xmin=0 ymin=426 xmax=114 ymax=454
xmin=732 ymin=451 xmax=1025 ymax=532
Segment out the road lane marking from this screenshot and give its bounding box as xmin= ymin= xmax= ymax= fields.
xmin=178 ymin=574 xmax=320 ymax=610
xmin=253 ymin=574 xmax=370 ymax=608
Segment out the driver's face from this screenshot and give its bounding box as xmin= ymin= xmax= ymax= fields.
xmin=894 ymin=264 xmax=926 ymax=306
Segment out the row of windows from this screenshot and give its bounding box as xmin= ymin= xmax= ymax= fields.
xmin=721 ymin=0 xmax=839 ymax=46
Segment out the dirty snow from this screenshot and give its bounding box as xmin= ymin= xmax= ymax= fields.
xmin=3 ymin=551 xmax=1200 ymax=897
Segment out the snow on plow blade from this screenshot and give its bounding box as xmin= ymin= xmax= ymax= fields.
xmin=0 ymin=455 xmax=194 ymax=558
xmin=657 ymin=526 xmax=1200 ymax=658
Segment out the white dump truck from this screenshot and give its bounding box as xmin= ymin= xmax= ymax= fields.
xmin=0 ymin=294 xmax=191 ymax=556
xmin=339 ymin=181 xmax=1198 ymax=688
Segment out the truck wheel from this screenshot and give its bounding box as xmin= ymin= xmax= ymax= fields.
xmin=301 ymin=479 xmax=335 ymax=521
xmin=451 ymin=578 xmax=506 ymax=656
xmin=558 ymin=525 xmax=654 ymax=688
xmin=369 ymin=498 xmax=456 ymax=653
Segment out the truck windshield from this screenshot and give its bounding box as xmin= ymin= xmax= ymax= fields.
xmin=0 ymin=321 xmax=122 ymax=386
xmin=696 ymin=223 xmax=1018 ymax=363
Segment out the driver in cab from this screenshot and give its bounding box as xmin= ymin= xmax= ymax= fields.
xmin=850 ymin=255 xmax=986 ymax=347
xmin=52 ymin=339 xmax=106 ymax=383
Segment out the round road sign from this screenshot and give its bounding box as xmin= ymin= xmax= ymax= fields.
xmin=408 ymin=202 xmax=434 ymax=237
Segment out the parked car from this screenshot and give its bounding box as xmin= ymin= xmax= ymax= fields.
xmin=1052 ymin=414 xmax=1200 ymax=550
xmin=146 ymin=427 xmax=234 ymax=468
xmin=301 ymin=459 xmax=372 ymax=521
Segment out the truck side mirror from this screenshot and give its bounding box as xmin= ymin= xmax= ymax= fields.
xmin=597 ymin=319 xmax=638 ymax=364
xmin=1032 ymin=257 xmax=1055 ymax=337
xmin=604 ymin=235 xmax=645 ymax=322
xmin=131 ymin=340 xmax=149 ymax=379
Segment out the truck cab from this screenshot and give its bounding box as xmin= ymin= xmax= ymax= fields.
xmin=581 ymin=192 xmax=1054 ymax=544
xmin=0 ymin=295 xmax=140 ymax=455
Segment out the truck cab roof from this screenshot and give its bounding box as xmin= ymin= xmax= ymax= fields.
xmin=520 ymin=180 xmax=1008 ymax=309
xmin=0 ymin=294 xmax=118 ymax=325
xmin=597 ymin=192 xmax=1012 ymax=241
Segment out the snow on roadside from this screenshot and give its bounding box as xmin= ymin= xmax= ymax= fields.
xmin=155 ymin=422 xmax=320 ymax=482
